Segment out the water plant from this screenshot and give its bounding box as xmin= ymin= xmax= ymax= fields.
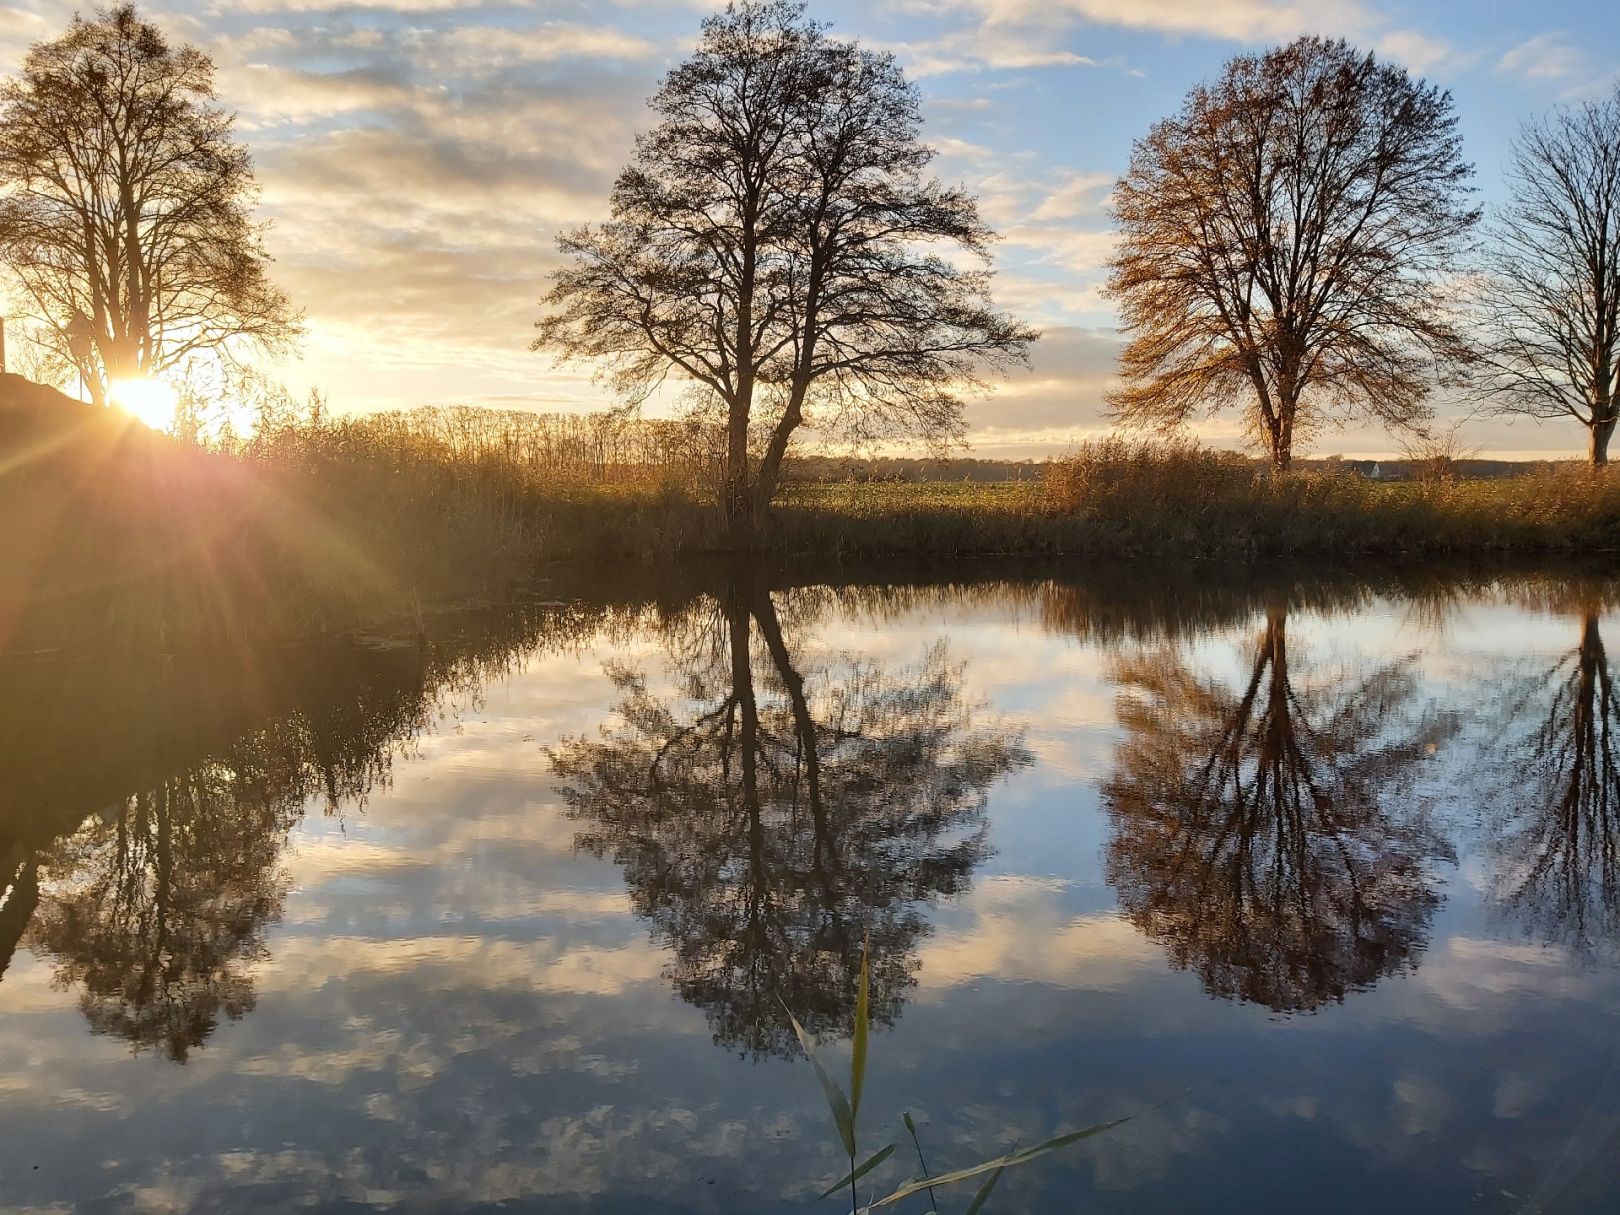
xmin=788 ymin=939 xmax=1131 ymax=1213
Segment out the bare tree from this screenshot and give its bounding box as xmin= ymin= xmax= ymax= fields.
xmin=1397 ymin=418 xmax=1480 ymax=483
xmin=533 ymin=0 xmax=1034 ymax=535
xmin=1106 ymin=37 xmax=1478 ymax=469
xmin=1474 ymin=90 xmax=1620 ymax=465
xmin=0 ymin=4 xmax=300 ymax=408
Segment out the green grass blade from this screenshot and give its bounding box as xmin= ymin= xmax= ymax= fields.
xmin=818 ymin=1142 xmax=897 ymax=1200
xmin=961 ymin=1140 xmax=1016 ymax=1215
xmin=850 ymin=934 xmax=870 ymax=1126
xmin=961 ymin=1162 xmax=1006 ymax=1215
xmin=862 ymin=1115 xmax=1133 ymax=1210
xmin=783 ymin=1001 xmax=856 ymax=1158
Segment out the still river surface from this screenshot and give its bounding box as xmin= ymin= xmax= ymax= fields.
xmin=2 ymin=562 xmax=1618 ymax=1213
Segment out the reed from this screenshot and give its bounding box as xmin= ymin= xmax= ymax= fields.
xmin=791 ymin=939 xmax=1130 ymax=1213
xmin=10 ymin=389 xmax=1620 ymax=652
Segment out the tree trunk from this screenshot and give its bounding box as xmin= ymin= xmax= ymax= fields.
xmin=1590 ymin=413 xmax=1615 ymax=467
xmin=753 ymin=588 xmax=823 ymax=834
xmin=1251 ymin=369 xmax=1293 ymax=471
xmin=723 ymin=395 xmax=755 ymax=543
xmin=752 ymin=393 xmax=804 ymax=518
xmin=1270 ymin=399 xmax=1296 ymax=471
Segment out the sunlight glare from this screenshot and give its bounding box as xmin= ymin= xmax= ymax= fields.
xmin=109 ymin=377 xmax=180 ymax=431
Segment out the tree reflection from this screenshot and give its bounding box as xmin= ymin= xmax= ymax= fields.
xmin=1103 ymin=604 xmax=1453 ymax=1012
xmin=16 ymin=666 xmax=434 ymax=1062
xmin=27 ymin=773 xmax=293 ymax=1061
xmin=2 ymin=600 xmax=606 ymax=1060
xmin=552 ymin=582 xmax=1030 ymax=1057
xmin=1487 ymin=601 xmax=1620 ymax=954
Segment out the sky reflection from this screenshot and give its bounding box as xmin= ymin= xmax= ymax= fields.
xmin=1 ymin=567 xmax=1618 ymax=1212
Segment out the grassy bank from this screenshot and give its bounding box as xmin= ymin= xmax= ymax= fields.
xmin=6 ymin=384 xmax=1620 ymax=650
xmin=780 ymin=440 xmax=1620 ymax=558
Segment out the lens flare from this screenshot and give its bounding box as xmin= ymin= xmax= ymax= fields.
xmin=108 ymin=377 xmax=180 ymax=431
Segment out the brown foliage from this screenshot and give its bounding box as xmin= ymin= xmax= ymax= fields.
xmin=1106 ymin=36 xmax=1477 ymax=468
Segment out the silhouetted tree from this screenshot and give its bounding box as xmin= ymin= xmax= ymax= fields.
xmin=1474 ymin=88 xmax=1620 ymax=465
xmin=551 ymin=582 xmax=1029 ymax=1055
xmin=1486 ymin=602 xmax=1620 ymax=953
xmin=1103 ymin=605 xmax=1453 ymax=1011
xmin=533 ymin=0 xmax=1034 ymax=535
xmin=1106 ymin=37 xmax=1478 ymax=469
xmin=0 ymin=4 xmax=299 ymax=407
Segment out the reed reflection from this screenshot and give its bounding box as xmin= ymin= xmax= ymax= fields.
xmin=1487 ymin=591 xmax=1620 ymax=954
xmin=551 ymin=580 xmax=1031 ymax=1057
xmin=1103 ymin=603 xmax=1455 ymax=1012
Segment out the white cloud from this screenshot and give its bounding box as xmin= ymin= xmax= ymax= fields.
xmin=1496 ymin=31 xmax=1584 ymax=81
xmin=901 ymin=0 xmax=1458 ymax=77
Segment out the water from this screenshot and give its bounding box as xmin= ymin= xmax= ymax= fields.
xmin=2 ymin=563 xmax=1618 ymax=1213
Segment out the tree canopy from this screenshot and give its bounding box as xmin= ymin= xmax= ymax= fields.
xmin=0 ymin=4 xmax=299 ymax=408
xmin=1106 ymin=36 xmax=1478 ymax=469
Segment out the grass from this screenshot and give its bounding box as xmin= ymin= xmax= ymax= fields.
xmin=791 ymin=938 xmax=1132 ymax=1213
xmin=7 ymin=382 xmax=1620 ymax=652
xmin=783 ymin=437 xmax=1620 ymax=558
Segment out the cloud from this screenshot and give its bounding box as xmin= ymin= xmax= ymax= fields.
xmin=1030 ymin=0 xmax=1373 ymax=43
xmin=897 ymin=28 xmax=1099 ymax=76
xmin=1374 ymin=28 xmax=1458 ymax=73
xmin=900 ymin=0 xmax=1458 ymax=76
xmin=1496 ymin=32 xmax=1584 ymax=82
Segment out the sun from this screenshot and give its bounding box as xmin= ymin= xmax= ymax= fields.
xmin=108 ymin=376 xmax=180 ymax=431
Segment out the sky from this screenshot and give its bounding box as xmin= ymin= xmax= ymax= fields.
xmin=1 ymin=0 xmax=1618 ymax=459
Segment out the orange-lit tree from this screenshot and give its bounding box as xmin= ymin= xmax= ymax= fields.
xmin=533 ymin=0 xmax=1034 ymax=536
xmin=1106 ymin=37 xmax=1478 ymax=469
xmin=0 ymin=4 xmax=299 ymax=407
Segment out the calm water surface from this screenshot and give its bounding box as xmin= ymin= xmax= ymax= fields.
xmin=3 ymin=564 xmax=1618 ymax=1213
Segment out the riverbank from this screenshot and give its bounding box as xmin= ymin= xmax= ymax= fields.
xmin=6 ymin=383 xmax=1619 ymax=650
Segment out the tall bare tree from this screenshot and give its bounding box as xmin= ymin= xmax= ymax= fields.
xmin=1106 ymin=37 xmax=1478 ymax=469
xmin=1475 ymin=90 xmax=1620 ymax=465
xmin=533 ymin=0 xmax=1034 ymax=534
xmin=0 ymin=4 xmax=299 ymax=408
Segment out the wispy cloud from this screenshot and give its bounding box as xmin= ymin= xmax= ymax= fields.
xmin=1496 ymin=31 xmax=1584 ymax=82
